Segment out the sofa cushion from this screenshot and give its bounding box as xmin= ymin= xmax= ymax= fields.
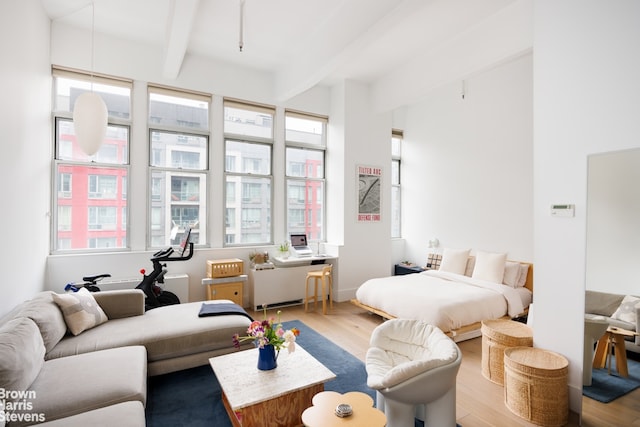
xmin=46 ymin=301 xmax=252 ymax=370
xmin=585 ymin=290 xmax=625 ymax=317
xmin=611 ymin=295 xmax=640 ymax=325
xmin=13 ymin=292 xmax=68 ymax=353
xmin=13 ymin=346 xmax=147 ymax=427
xmin=0 ymin=317 xmax=45 ymax=392
xmin=36 ymin=401 xmax=145 ymax=427
xmin=52 ymin=288 xmax=108 ymax=335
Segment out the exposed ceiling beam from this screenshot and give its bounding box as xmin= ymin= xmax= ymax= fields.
xmin=162 ymin=0 xmax=200 ymax=80
xmin=273 ymin=0 xmax=409 ymax=102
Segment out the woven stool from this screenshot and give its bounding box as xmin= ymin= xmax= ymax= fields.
xmin=504 ymin=347 xmax=569 ymax=427
xmin=481 ymin=319 xmax=533 ymax=385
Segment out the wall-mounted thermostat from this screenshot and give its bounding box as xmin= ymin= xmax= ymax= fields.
xmin=550 ymin=204 xmax=575 ymax=217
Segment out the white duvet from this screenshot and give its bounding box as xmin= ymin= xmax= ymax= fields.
xmin=355 ymin=270 xmax=529 ymax=333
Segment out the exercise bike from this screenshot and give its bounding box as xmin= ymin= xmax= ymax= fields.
xmin=136 ymin=227 xmax=194 ymax=311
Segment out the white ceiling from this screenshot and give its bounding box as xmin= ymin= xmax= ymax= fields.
xmin=41 ymin=0 xmax=532 ymax=108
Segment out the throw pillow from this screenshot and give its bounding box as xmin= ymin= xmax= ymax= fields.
xmin=53 ymin=288 xmax=108 ymax=335
xmin=472 ymin=251 xmax=507 ymax=283
xmin=0 ymin=317 xmax=45 ymax=392
xmin=438 ymin=248 xmax=470 ymax=275
xmin=611 ymin=295 xmax=640 ymax=325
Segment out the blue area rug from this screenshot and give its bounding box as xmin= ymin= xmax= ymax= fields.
xmin=146 ymin=320 xmax=460 ymax=426
xmin=583 ymin=355 xmax=640 ymax=403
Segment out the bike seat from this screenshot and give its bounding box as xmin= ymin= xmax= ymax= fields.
xmin=82 ymin=273 xmax=111 ymax=283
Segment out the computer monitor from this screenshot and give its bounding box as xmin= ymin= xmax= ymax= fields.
xmin=290 ymin=234 xmax=308 ymax=248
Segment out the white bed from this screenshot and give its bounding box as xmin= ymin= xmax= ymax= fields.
xmin=352 ymin=250 xmax=533 ymax=342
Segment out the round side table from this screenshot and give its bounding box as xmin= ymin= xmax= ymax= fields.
xmin=301 ymin=391 xmax=386 ymax=427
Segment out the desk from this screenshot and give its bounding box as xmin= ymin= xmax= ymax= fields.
xmin=272 ymin=255 xmax=336 ymax=267
xmin=249 ymin=257 xmax=337 ymax=311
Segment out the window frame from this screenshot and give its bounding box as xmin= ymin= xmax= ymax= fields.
xmin=391 ymin=129 xmax=403 ymax=239
xmin=51 ymin=67 xmax=132 ymax=254
xmin=223 ymin=99 xmax=275 ymax=247
xmin=284 ymin=110 xmax=328 ymax=243
xmin=147 ymin=85 xmax=211 ymax=249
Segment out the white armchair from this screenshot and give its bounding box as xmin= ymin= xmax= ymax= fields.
xmin=366 ymin=319 xmax=461 ymax=427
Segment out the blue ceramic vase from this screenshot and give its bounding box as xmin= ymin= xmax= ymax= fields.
xmin=257 ymin=344 xmax=278 ymax=370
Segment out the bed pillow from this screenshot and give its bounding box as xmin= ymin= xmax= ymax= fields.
xmin=503 ymin=261 xmax=522 ymax=288
xmin=517 ymin=264 xmax=529 ymax=288
xmin=472 ymin=251 xmax=507 ymax=283
xmin=611 ymin=295 xmax=640 ymax=325
xmin=52 ymin=288 xmax=108 ymax=335
xmin=438 ymin=248 xmax=470 ymax=275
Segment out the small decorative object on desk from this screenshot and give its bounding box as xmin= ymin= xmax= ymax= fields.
xmin=232 ymin=306 xmax=300 ymax=371
xmin=278 ymin=241 xmax=290 ymax=259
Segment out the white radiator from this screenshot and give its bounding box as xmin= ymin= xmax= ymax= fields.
xmin=99 ymin=274 xmax=189 ymax=303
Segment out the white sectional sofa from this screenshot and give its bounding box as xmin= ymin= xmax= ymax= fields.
xmin=0 ymin=289 xmax=252 ymax=426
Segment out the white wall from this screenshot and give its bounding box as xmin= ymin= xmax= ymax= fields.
xmin=331 ymin=80 xmax=393 ymax=300
xmin=534 ymin=0 xmax=640 ymax=412
xmin=402 ymin=54 xmax=534 ymax=265
xmin=0 ymin=2 xmax=52 ymax=317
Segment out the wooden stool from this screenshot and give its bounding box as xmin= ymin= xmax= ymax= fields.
xmin=302 ymin=391 xmax=386 ymax=427
xmin=593 ymin=326 xmax=638 ymax=377
xmin=481 ymin=319 xmax=533 ymax=385
xmin=305 ymin=264 xmax=333 ymax=314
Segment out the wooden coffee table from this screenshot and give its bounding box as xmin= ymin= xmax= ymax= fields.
xmin=301 ymin=391 xmax=386 ymax=427
xmin=209 ymin=345 xmax=336 ymax=427
xmin=593 ymin=326 xmax=639 ymax=377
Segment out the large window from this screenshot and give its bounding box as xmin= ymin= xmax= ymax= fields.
xmin=52 ymin=68 xmax=131 ymax=252
xmin=224 ymin=100 xmax=274 ymax=245
xmin=285 ymin=111 xmax=327 ymax=241
xmin=391 ymin=130 xmax=402 ymax=238
xmin=148 ymin=86 xmax=210 ymax=247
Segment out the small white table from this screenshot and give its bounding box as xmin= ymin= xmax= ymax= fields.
xmin=209 ymin=344 xmax=336 ymax=427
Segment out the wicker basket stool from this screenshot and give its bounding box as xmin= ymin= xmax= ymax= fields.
xmin=481 ymin=319 xmax=533 ymax=385
xmin=504 ymin=347 xmax=569 ymax=427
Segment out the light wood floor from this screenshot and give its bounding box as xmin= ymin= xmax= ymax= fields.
xmin=267 ymin=301 xmax=640 ymax=427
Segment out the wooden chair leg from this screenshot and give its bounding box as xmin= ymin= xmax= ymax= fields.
xmin=313 ymin=279 xmax=319 ymax=311
xmin=593 ymin=333 xmax=609 ymax=369
xmin=328 ymin=275 xmax=333 ymax=311
xmin=305 ymin=276 xmax=311 ymax=312
xmin=613 ymin=334 xmax=629 ymax=377
xmin=321 ymin=276 xmax=327 ymax=315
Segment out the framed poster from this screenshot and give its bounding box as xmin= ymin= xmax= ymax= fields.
xmin=357 ymin=164 xmax=382 ymax=222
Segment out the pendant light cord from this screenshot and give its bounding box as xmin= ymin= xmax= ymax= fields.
xmin=90 ymin=1 xmax=96 ymax=90
xmin=239 ymin=0 xmax=245 ymax=52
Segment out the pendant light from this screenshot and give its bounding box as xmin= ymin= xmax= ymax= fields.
xmin=73 ymin=2 xmax=108 ymax=156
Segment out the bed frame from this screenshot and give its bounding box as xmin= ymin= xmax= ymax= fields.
xmin=351 ymin=261 xmax=534 ymax=343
